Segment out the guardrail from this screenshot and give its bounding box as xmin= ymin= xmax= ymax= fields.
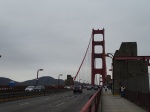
xmin=0 ymin=88 xmax=71 ymax=103
xmin=80 ymin=87 xmax=102 ymax=112
xmin=125 ymin=90 xmax=150 ymax=111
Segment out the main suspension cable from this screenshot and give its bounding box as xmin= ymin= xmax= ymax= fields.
xmin=73 ymin=36 xmax=92 ymax=81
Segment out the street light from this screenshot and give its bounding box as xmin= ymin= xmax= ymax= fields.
xmin=36 ymin=69 xmax=43 ymax=86
xmin=58 ymin=74 xmax=63 ymax=88
xmin=106 ymin=53 xmax=114 ymax=59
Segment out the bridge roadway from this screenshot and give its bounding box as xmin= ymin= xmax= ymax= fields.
xmin=0 ymin=89 xmax=95 ymax=112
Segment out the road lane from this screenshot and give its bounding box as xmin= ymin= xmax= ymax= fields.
xmin=0 ymin=89 xmax=96 ymax=112
xmin=19 ymin=103 xmax=29 ymax=106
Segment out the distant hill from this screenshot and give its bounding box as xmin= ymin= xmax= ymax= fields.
xmin=0 ymin=77 xmax=20 ymax=85
xmin=0 ymin=76 xmax=64 ymax=86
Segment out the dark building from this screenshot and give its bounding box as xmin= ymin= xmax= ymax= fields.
xmin=65 ymin=75 xmax=73 ymax=86
xmin=113 ymin=42 xmax=149 ymax=94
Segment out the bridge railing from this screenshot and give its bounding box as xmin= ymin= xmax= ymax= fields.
xmin=125 ymin=90 xmax=150 ymax=111
xmin=0 ymin=88 xmax=71 ymax=103
xmin=80 ymin=87 xmax=102 ymax=112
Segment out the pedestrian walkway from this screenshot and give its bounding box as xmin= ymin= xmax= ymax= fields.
xmin=101 ymin=89 xmax=146 ymax=112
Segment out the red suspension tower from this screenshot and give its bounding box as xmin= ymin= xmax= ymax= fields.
xmin=91 ymin=28 xmax=107 ymax=85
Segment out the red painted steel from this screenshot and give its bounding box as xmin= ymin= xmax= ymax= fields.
xmin=73 ymin=37 xmax=92 ymax=81
xmin=114 ymin=56 xmax=150 ymax=66
xmin=91 ymin=28 xmax=107 ymax=85
xmin=114 ymin=56 xmax=150 ymax=60
xmin=149 ymin=92 xmax=150 ymax=112
xmin=80 ymin=88 xmax=102 ymax=112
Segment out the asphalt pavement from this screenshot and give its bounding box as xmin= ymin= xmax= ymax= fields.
xmin=0 ymin=89 xmax=95 ymax=112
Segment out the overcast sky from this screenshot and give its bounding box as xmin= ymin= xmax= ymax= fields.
xmin=0 ymin=0 xmax=150 ymax=82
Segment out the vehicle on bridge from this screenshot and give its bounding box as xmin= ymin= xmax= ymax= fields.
xmin=25 ymin=86 xmax=35 ymax=92
xmin=87 ymin=85 xmax=92 ymax=90
xmin=73 ymin=85 xmax=82 ymax=93
xmin=64 ymin=86 xmax=72 ymax=89
xmin=93 ymin=85 xmax=99 ymax=90
xmin=34 ymin=86 xmax=45 ymax=91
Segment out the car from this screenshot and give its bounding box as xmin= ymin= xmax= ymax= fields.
xmin=64 ymin=86 xmax=72 ymax=89
xmin=34 ymin=86 xmax=45 ymax=91
xmin=93 ymin=86 xmax=99 ymax=90
xmin=25 ymin=86 xmax=35 ymax=92
xmin=73 ymin=86 xmax=82 ymax=93
xmin=87 ymin=85 xmax=92 ymax=90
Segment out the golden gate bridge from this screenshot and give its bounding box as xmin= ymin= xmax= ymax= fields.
xmin=73 ymin=28 xmax=107 ymax=86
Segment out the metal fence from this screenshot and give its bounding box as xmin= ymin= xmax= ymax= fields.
xmin=0 ymin=88 xmax=70 ymax=103
xmin=125 ymin=90 xmax=150 ymax=111
xmin=80 ymin=87 xmax=102 ymax=112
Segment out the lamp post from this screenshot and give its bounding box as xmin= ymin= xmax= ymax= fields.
xmin=58 ymin=74 xmax=63 ymax=88
xmin=106 ymin=53 xmax=114 ymax=94
xmin=106 ymin=53 xmax=113 ymax=59
xmin=36 ymin=69 xmax=43 ymax=86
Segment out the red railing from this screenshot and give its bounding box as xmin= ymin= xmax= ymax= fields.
xmin=80 ymin=88 xmax=102 ymax=112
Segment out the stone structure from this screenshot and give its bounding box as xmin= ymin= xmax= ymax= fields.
xmin=113 ymin=42 xmax=149 ymax=94
xmin=65 ymin=75 xmax=73 ymax=86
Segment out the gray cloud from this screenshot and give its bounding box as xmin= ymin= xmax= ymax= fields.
xmin=0 ymin=0 xmax=150 ymax=81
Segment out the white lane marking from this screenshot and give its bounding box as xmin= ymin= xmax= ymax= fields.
xmin=56 ymin=100 xmax=62 ymax=103
xmin=44 ymin=98 xmax=50 ymax=100
xmin=19 ymin=103 xmax=29 ymax=106
xmin=56 ymin=102 xmax=64 ymax=106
